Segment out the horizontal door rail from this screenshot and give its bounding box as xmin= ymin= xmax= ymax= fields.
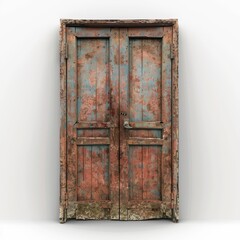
xmin=74 ymin=121 xmax=115 ymax=129
xmin=68 ymin=200 xmax=112 ymax=208
xmin=128 ymin=121 xmax=164 ymax=129
xmin=76 ymin=137 xmax=110 ymax=145
xmin=127 ymin=200 xmax=172 ymax=209
xmin=127 ymin=137 xmax=163 ymax=145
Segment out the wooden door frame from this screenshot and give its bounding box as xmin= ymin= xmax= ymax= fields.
xmin=60 ymin=19 xmax=179 ymax=223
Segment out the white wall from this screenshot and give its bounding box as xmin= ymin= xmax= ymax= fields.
xmin=0 ymin=0 xmax=240 ymax=221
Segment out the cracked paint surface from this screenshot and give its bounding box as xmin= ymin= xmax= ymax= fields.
xmin=60 ymin=19 xmax=179 ymax=223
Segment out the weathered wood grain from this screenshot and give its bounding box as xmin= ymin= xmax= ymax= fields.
xmin=61 ymin=19 xmax=177 ymax=27
xmin=141 ymin=39 xmax=162 ymax=201
xmin=119 ymin=28 xmax=129 ymax=220
xmin=66 ymin=27 xmax=78 ymax=203
xmin=59 ymin=19 xmax=67 ymax=223
xmin=108 ymin=28 xmax=120 ymax=219
xmin=161 ymin=26 xmax=172 ymax=205
xmin=63 ymin=27 xmax=120 ymax=220
xmin=91 ymin=146 xmax=109 ymax=200
xmin=124 ymin=29 xmax=165 ymax=219
xmin=127 ymin=138 xmax=163 ymax=145
xmin=76 ymin=35 xmax=110 ymax=204
xmin=171 ymin=20 xmax=179 ymax=222
xmin=60 ymin=19 xmax=179 ymax=223
xmin=128 ymin=38 xmax=143 ymax=203
xmin=127 ymin=121 xmax=163 ymax=129
xmin=76 ymin=137 xmax=110 ymax=145
xmin=73 ymin=121 xmax=113 ymax=129
xmin=128 ymin=27 xmax=164 ymax=38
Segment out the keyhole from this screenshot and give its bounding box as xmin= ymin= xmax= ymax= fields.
xmin=120 ymin=112 xmax=127 ymax=116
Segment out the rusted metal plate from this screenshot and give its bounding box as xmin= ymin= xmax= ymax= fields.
xmin=60 ymin=19 xmax=179 ymax=223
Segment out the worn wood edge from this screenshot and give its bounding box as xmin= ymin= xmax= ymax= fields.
xmin=126 ymin=203 xmax=173 ymax=220
xmin=65 ymin=202 xmax=173 ymax=221
xmin=59 ymin=20 xmax=67 ymax=223
xmin=171 ymin=20 xmax=179 ymax=223
xmin=127 ymin=210 xmax=172 ymax=221
xmin=127 ymin=200 xmax=172 ymax=209
xmin=59 ymin=204 xmax=67 ymax=223
xmin=60 ymin=19 xmax=178 ymax=27
xmin=66 ymin=202 xmax=112 ymax=220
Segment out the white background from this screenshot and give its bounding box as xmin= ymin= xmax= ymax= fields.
xmin=0 ymin=0 xmax=240 ymax=238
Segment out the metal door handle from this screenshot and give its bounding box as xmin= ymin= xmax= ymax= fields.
xmin=123 ymin=120 xmax=132 ymax=129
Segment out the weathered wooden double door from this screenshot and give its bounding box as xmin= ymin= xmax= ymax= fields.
xmin=60 ymin=20 xmax=179 ymax=223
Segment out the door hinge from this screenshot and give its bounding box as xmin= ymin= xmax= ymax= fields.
xmin=65 ymin=42 xmax=68 ymax=59
xmin=171 ymin=192 xmax=175 ymax=208
xmin=65 ymin=192 xmax=68 ymax=204
xmin=170 ymin=44 xmax=174 ymax=59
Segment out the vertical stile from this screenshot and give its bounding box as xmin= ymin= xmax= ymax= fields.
xmin=161 ymin=26 xmax=172 ymax=205
xmin=109 ymin=28 xmax=120 ymax=219
xmin=66 ymin=27 xmax=78 ymax=203
xmin=129 ymin=39 xmax=143 ymax=201
xmin=60 ymin=20 xmax=67 ymax=223
xmin=171 ymin=20 xmax=179 ymax=222
xmin=119 ymin=28 xmax=129 ymax=220
xmin=142 ymin=39 xmax=162 ymax=200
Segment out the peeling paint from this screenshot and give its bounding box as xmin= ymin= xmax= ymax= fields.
xmin=60 ymin=19 xmax=179 ymax=223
